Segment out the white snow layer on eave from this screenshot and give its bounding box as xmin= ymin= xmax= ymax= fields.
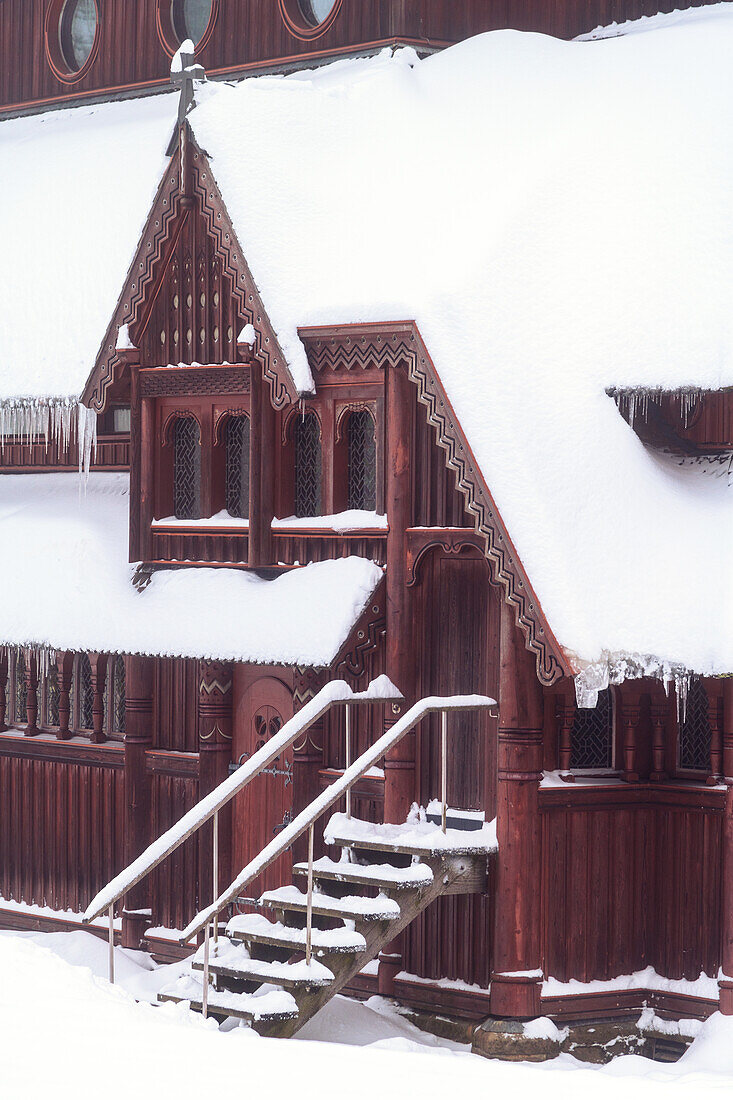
xmin=0 ymin=92 xmax=177 ymax=402
xmin=0 ymin=472 xmax=382 ymax=664
xmin=578 ymin=1 xmax=733 ymax=42
xmin=187 ymin=21 xmax=733 ymax=676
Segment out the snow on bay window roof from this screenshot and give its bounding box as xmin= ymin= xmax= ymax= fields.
xmin=0 ymin=473 xmax=382 ymax=665
xmin=0 ymin=92 xmax=176 ymax=404
xmin=184 ymin=13 xmax=733 ymax=677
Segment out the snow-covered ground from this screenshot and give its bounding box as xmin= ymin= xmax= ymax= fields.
xmin=1 ymin=930 xmax=732 ymax=1099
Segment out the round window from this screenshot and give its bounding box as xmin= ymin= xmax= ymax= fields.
xmin=170 ymin=0 xmax=213 ymax=46
xmin=298 ymin=0 xmax=337 ymax=27
xmin=58 ymin=0 xmax=97 ymax=72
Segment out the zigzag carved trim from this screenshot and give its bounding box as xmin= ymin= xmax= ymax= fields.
xmin=300 ymin=323 xmax=570 ymax=687
xmin=82 ymin=141 xmax=297 ymax=413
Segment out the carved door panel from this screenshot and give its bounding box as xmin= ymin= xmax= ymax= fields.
xmin=232 ymin=676 xmax=294 ymax=906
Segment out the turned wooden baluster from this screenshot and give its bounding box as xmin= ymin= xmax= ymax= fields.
xmin=56 ymin=652 xmax=73 ymax=741
xmin=24 ymin=652 xmax=39 ymax=737
xmin=707 ymin=689 xmax=723 ymax=785
xmin=556 ymin=696 xmax=575 ymax=780
xmin=621 ymin=701 xmax=640 ymax=783
xmin=89 ymin=654 xmax=108 ymax=744
xmin=650 ymin=699 xmax=668 ymax=782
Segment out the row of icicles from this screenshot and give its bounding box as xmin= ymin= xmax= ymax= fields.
xmin=0 ymin=399 xmax=97 ymax=477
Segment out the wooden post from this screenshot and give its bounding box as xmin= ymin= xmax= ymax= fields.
xmin=139 ymin=395 xmax=155 ymax=562
xmin=89 ymin=654 xmax=108 ymax=745
xmin=707 ymin=689 xmax=723 ymax=785
xmin=490 ymin=600 xmax=544 ymax=1019
xmin=649 ymin=698 xmax=668 ymax=782
xmin=724 ymin=679 xmax=733 ymax=782
xmin=556 ymin=696 xmax=574 ymax=779
xmin=621 ymin=700 xmax=640 ymax=783
xmin=122 ymin=654 xmax=154 ymax=949
xmin=384 ymin=360 xmax=415 ymax=826
xmin=292 ymin=671 xmax=326 ymax=867
xmin=248 ymin=358 xmax=274 ymax=568
xmin=56 ymin=652 xmax=73 ymax=741
xmin=24 ymin=653 xmax=39 ymax=737
xmin=0 ymin=650 xmax=7 ymax=732
xmin=198 ymin=661 xmax=233 ymax=911
xmin=126 ymin=351 xmax=144 ymax=563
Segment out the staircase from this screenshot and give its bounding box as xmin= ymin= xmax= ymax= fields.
xmin=159 ymin=811 xmax=495 ymax=1037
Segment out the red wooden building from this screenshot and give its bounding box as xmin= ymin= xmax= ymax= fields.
xmin=1 ymin=0 xmax=732 ymax=1058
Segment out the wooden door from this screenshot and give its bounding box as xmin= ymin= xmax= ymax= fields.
xmin=232 ymin=675 xmax=294 ymax=904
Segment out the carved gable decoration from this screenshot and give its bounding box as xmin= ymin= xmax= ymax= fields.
xmin=82 ymin=136 xmax=297 ymax=413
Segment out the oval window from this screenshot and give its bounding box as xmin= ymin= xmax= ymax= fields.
xmin=298 ymin=0 xmax=336 ymax=26
xmin=58 ymin=0 xmax=97 ymax=72
xmin=171 ymin=0 xmax=213 ymax=46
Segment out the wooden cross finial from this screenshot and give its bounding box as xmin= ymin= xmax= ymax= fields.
xmin=171 ymin=39 xmax=205 ymax=130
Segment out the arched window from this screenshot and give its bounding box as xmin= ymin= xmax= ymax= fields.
xmin=347 ymin=409 xmax=376 ymax=511
xmin=45 ymin=663 xmax=60 ymax=728
xmin=173 ymin=416 xmax=201 ymax=519
xmin=171 ymin=0 xmax=213 ymax=45
xmin=570 ymin=687 xmax=614 ymax=769
xmin=679 ymin=679 xmax=711 ymax=772
xmin=77 ymin=653 xmax=94 ymax=731
xmin=294 ymin=412 xmax=322 ymax=517
xmin=59 ymin=0 xmax=98 ymax=71
xmin=226 ymin=415 xmax=250 ymax=519
xmin=109 ymin=656 xmax=126 ymax=735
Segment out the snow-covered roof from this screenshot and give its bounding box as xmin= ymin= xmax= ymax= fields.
xmin=0 ymin=473 xmax=382 ymax=664
xmin=0 ymin=93 xmax=176 ymax=403
xmin=183 ymin=12 xmax=733 ymax=679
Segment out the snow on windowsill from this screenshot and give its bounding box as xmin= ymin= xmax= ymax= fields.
xmin=272 ymin=511 xmax=388 ymax=533
xmin=152 ymin=511 xmax=249 ymax=530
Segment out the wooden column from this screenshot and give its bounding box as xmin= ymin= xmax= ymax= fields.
xmin=126 ymin=351 xmax=144 ymax=563
xmin=139 ymin=394 xmax=155 ymax=562
xmin=720 ymin=681 xmax=733 ymax=1014
xmin=292 ymin=671 xmax=326 ymax=867
xmin=490 ymin=600 xmax=544 ymax=1019
xmin=198 ymin=660 xmax=233 ymax=908
xmin=621 ymin=700 xmax=640 ymax=783
xmin=89 ymin=654 xmax=108 ymax=745
xmin=556 ymin=695 xmax=574 ymax=779
xmin=56 ymin=652 xmax=73 ymax=741
xmin=122 ymin=654 xmax=154 ymax=949
xmin=0 ymin=650 xmax=7 ymax=731
xmin=24 ymin=653 xmax=39 ymax=737
xmin=648 ymin=693 xmax=668 ymax=782
xmin=707 ymin=690 xmax=723 ymax=785
xmin=384 ymin=361 xmax=415 ymax=826
xmin=248 ymin=359 xmax=274 ymax=568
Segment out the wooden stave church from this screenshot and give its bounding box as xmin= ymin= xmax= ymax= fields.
xmin=0 ymin=0 xmax=732 ymax=1044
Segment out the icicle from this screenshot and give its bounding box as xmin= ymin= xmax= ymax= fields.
xmin=77 ymin=403 xmax=98 ymax=481
xmin=0 ymin=397 xmax=96 ymax=484
xmin=675 ymin=671 xmax=692 ymax=727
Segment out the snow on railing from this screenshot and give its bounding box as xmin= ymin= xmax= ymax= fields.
xmin=181 ymin=693 xmax=496 ymax=946
xmin=83 ymin=675 xmax=402 ymax=929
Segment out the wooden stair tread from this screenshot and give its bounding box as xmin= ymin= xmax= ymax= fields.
xmin=158 ymin=980 xmax=299 ymax=1022
xmin=192 ymin=946 xmax=334 ymax=989
xmin=261 ymin=885 xmax=400 ymax=921
xmin=226 ymin=912 xmax=366 ymax=955
xmin=293 ymin=856 xmax=433 ymax=890
xmin=325 ymin=813 xmax=497 ymax=857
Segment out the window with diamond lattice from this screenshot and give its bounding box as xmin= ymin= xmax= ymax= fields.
xmin=77 ymin=654 xmax=94 ymax=730
xmin=347 ymin=410 xmax=377 ymax=511
xmin=173 ymin=417 xmax=201 ymax=519
xmin=570 ymin=688 xmax=613 ymax=769
xmin=226 ymin=415 xmax=250 ymax=518
xmin=45 ymin=663 xmax=59 ymax=727
xmin=14 ymin=652 xmax=26 ymax=724
xmin=294 ymin=412 xmax=322 ymax=517
xmin=111 ymin=656 xmax=126 ymax=734
xmin=679 ymin=679 xmax=711 ymax=771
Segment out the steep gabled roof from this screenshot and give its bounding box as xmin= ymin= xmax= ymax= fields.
xmin=181 ymin=20 xmax=733 ymax=681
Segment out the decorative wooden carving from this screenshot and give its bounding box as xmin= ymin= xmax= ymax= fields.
xmin=55 ymin=652 xmax=73 ymax=741
xmin=198 ymin=659 xmax=233 ymax=901
xmin=89 ymin=653 xmax=108 ymax=745
xmin=141 ymin=365 xmax=250 ymax=398
xmin=555 ymin=696 xmax=575 ymax=779
xmin=650 ymin=698 xmax=668 ymax=782
xmin=621 ymin=701 xmax=641 ymax=783
xmin=708 ymin=691 xmax=724 ymax=785
xmin=24 ymin=653 xmax=39 ymax=738
xmin=405 ymin=527 xmax=485 ymax=587
xmin=302 ymin=323 xmax=569 ymax=686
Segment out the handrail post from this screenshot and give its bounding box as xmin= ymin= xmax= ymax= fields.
xmin=441 ymin=710 xmax=447 ymax=834
xmin=212 ymin=810 xmax=219 ymax=947
xmin=305 ymin=823 xmax=314 ymax=965
xmin=345 ymin=703 xmax=352 ymax=820
xmin=202 ymin=921 xmax=210 ymax=1019
xmin=108 ymin=904 xmax=115 ymax=984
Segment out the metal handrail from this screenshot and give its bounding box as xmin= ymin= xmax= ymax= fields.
xmin=83 ymin=675 xmax=403 ymax=933
xmin=180 ymin=693 xmax=495 ymax=946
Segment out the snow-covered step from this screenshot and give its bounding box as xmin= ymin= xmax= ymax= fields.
xmin=159 ymin=976 xmax=299 ymax=1022
xmin=293 ymin=855 xmax=434 ymax=891
xmin=324 ymin=812 xmax=498 ymax=857
xmin=261 ymin=885 xmax=400 ymax=922
xmin=226 ymin=912 xmax=366 ymax=955
xmin=193 ymin=946 xmax=335 ymax=989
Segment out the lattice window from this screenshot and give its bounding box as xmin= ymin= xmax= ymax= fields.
xmin=347 ymin=409 xmax=377 ymax=511
xmin=45 ymin=663 xmax=59 ymax=728
xmin=294 ymin=412 xmax=322 ymax=517
xmin=77 ymin=653 xmax=94 ymax=731
xmin=14 ymin=652 xmax=26 ymax=724
xmin=111 ymin=655 xmax=126 ymax=734
xmin=173 ymin=416 xmax=201 ymax=519
xmin=679 ymin=678 xmax=711 ymax=771
xmin=571 ymin=687 xmax=613 ymax=769
xmin=226 ymin=415 xmax=250 ymax=518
